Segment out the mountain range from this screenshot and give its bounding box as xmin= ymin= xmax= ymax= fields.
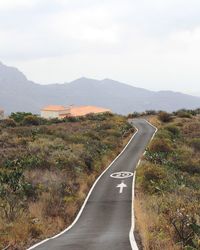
xmin=0 ymin=62 xmax=199 ymax=114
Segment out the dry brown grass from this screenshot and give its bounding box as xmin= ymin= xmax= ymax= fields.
xmin=1 ymin=215 xmax=33 ymax=250
xmin=135 ymin=193 xmax=180 ymax=250
xmin=24 ymin=169 xmax=66 ymax=187
xmin=147 ymin=115 xmax=162 ymax=128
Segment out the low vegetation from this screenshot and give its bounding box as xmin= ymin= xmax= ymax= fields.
xmin=0 ymin=112 xmax=134 ymax=250
xmin=127 ymin=108 xmax=200 ymax=120
xmin=135 ymin=112 xmax=200 ymax=249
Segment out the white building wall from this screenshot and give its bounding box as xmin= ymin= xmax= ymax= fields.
xmin=0 ymin=110 xmax=4 ymax=120
xmin=41 ymin=111 xmax=59 ymax=119
xmin=41 ymin=108 xmax=70 ymax=119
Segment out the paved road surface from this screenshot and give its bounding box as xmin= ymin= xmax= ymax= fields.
xmin=29 ymin=119 xmax=156 ymax=250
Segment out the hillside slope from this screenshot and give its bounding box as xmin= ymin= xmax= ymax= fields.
xmin=0 ymin=62 xmax=200 ymax=114
xmin=135 ymin=113 xmax=200 ymax=249
xmin=0 ymin=113 xmax=134 ymax=249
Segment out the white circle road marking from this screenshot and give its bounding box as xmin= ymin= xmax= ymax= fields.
xmin=110 ymin=171 xmax=133 ymax=179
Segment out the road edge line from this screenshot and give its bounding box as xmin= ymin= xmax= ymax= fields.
xmin=129 ymin=119 xmax=158 ymax=250
xmin=129 ymin=171 xmax=139 ymax=250
xmin=144 ymin=119 xmax=158 ymax=143
xmin=27 ymin=126 xmax=139 ymax=249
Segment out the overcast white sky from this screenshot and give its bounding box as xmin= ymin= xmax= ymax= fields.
xmin=1 ymin=0 xmax=200 ymax=95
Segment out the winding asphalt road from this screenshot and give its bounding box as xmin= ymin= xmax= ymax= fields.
xmin=29 ymin=119 xmax=156 ymax=250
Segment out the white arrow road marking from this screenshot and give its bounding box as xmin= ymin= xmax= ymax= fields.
xmin=116 ymin=180 xmax=127 ymax=194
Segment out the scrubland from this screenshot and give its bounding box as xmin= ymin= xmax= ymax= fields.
xmin=0 ymin=113 xmax=134 ymax=249
xmin=135 ymin=112 xmax=200 ymax=250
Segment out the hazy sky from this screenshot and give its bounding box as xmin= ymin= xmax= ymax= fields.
xmin=1 ymin=0 xmax=200 ymax=95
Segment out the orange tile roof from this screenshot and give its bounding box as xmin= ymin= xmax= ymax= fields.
xmin=70 ymin=106 xmax=111 ymax=117
xmin=41 ymin=105 xmax=68 ymax=111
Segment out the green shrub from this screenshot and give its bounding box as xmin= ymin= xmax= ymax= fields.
xmin=65 ymin=116 xmax=80 ymax=122
xmin=145 ymin=151 xmax=168 ymax=164
xmin=145 ymin=110 xmax=157 ymax=115
xmin=10 ymin=112 xmax=33 ymax=123
xmin=137 ymin=163 xmax=167 ymax=193
xmin=189 ymin=138 xmax=200 ymax=151
xmin=48 ymin=118 xmax=62 ymax=124
xmin=165 ymin=125 xmax=180 ymax=138
xmin=22 ymin=115 xmax=40 ymax=126
xmin=36 ymin=117 xmax=48 ymax=125
xmin=177 ymin=111 xmax=192 ymax=118
xmin=0 ymin=169 xmax=30 ymax=222
xmin=19 ymin=155 xmax=43 ymax=169
xmin=0 ymin=118 xmax=16 ymax=127
xmin=127 ymin=112 xmax=141 ymax=118
xmin=85 ymin=113 xmax=112 ymax=121
xmin=158 ymin=111 xmax=172 ymax=122
xmin=29 ymin=225 xmax=42 ymax=238
xmin=149 ymin=138 xmax=173 ymax=153
xmin=179 ymin=161 xmax=200 ymax=174
xmin=156 ymin=129 xmax=173 ymax=140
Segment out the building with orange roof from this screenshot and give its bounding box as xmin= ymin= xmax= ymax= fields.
xmin=70 ymin=106 xmax=111 ymax=117
xmin=41 ymin=105 xmax=70 ymax=119
xmin=41 ymin=105 xmax=111 ymax=119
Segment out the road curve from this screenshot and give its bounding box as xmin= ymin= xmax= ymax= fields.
xmin=28 ymin=119 xmax=156 ymax=250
